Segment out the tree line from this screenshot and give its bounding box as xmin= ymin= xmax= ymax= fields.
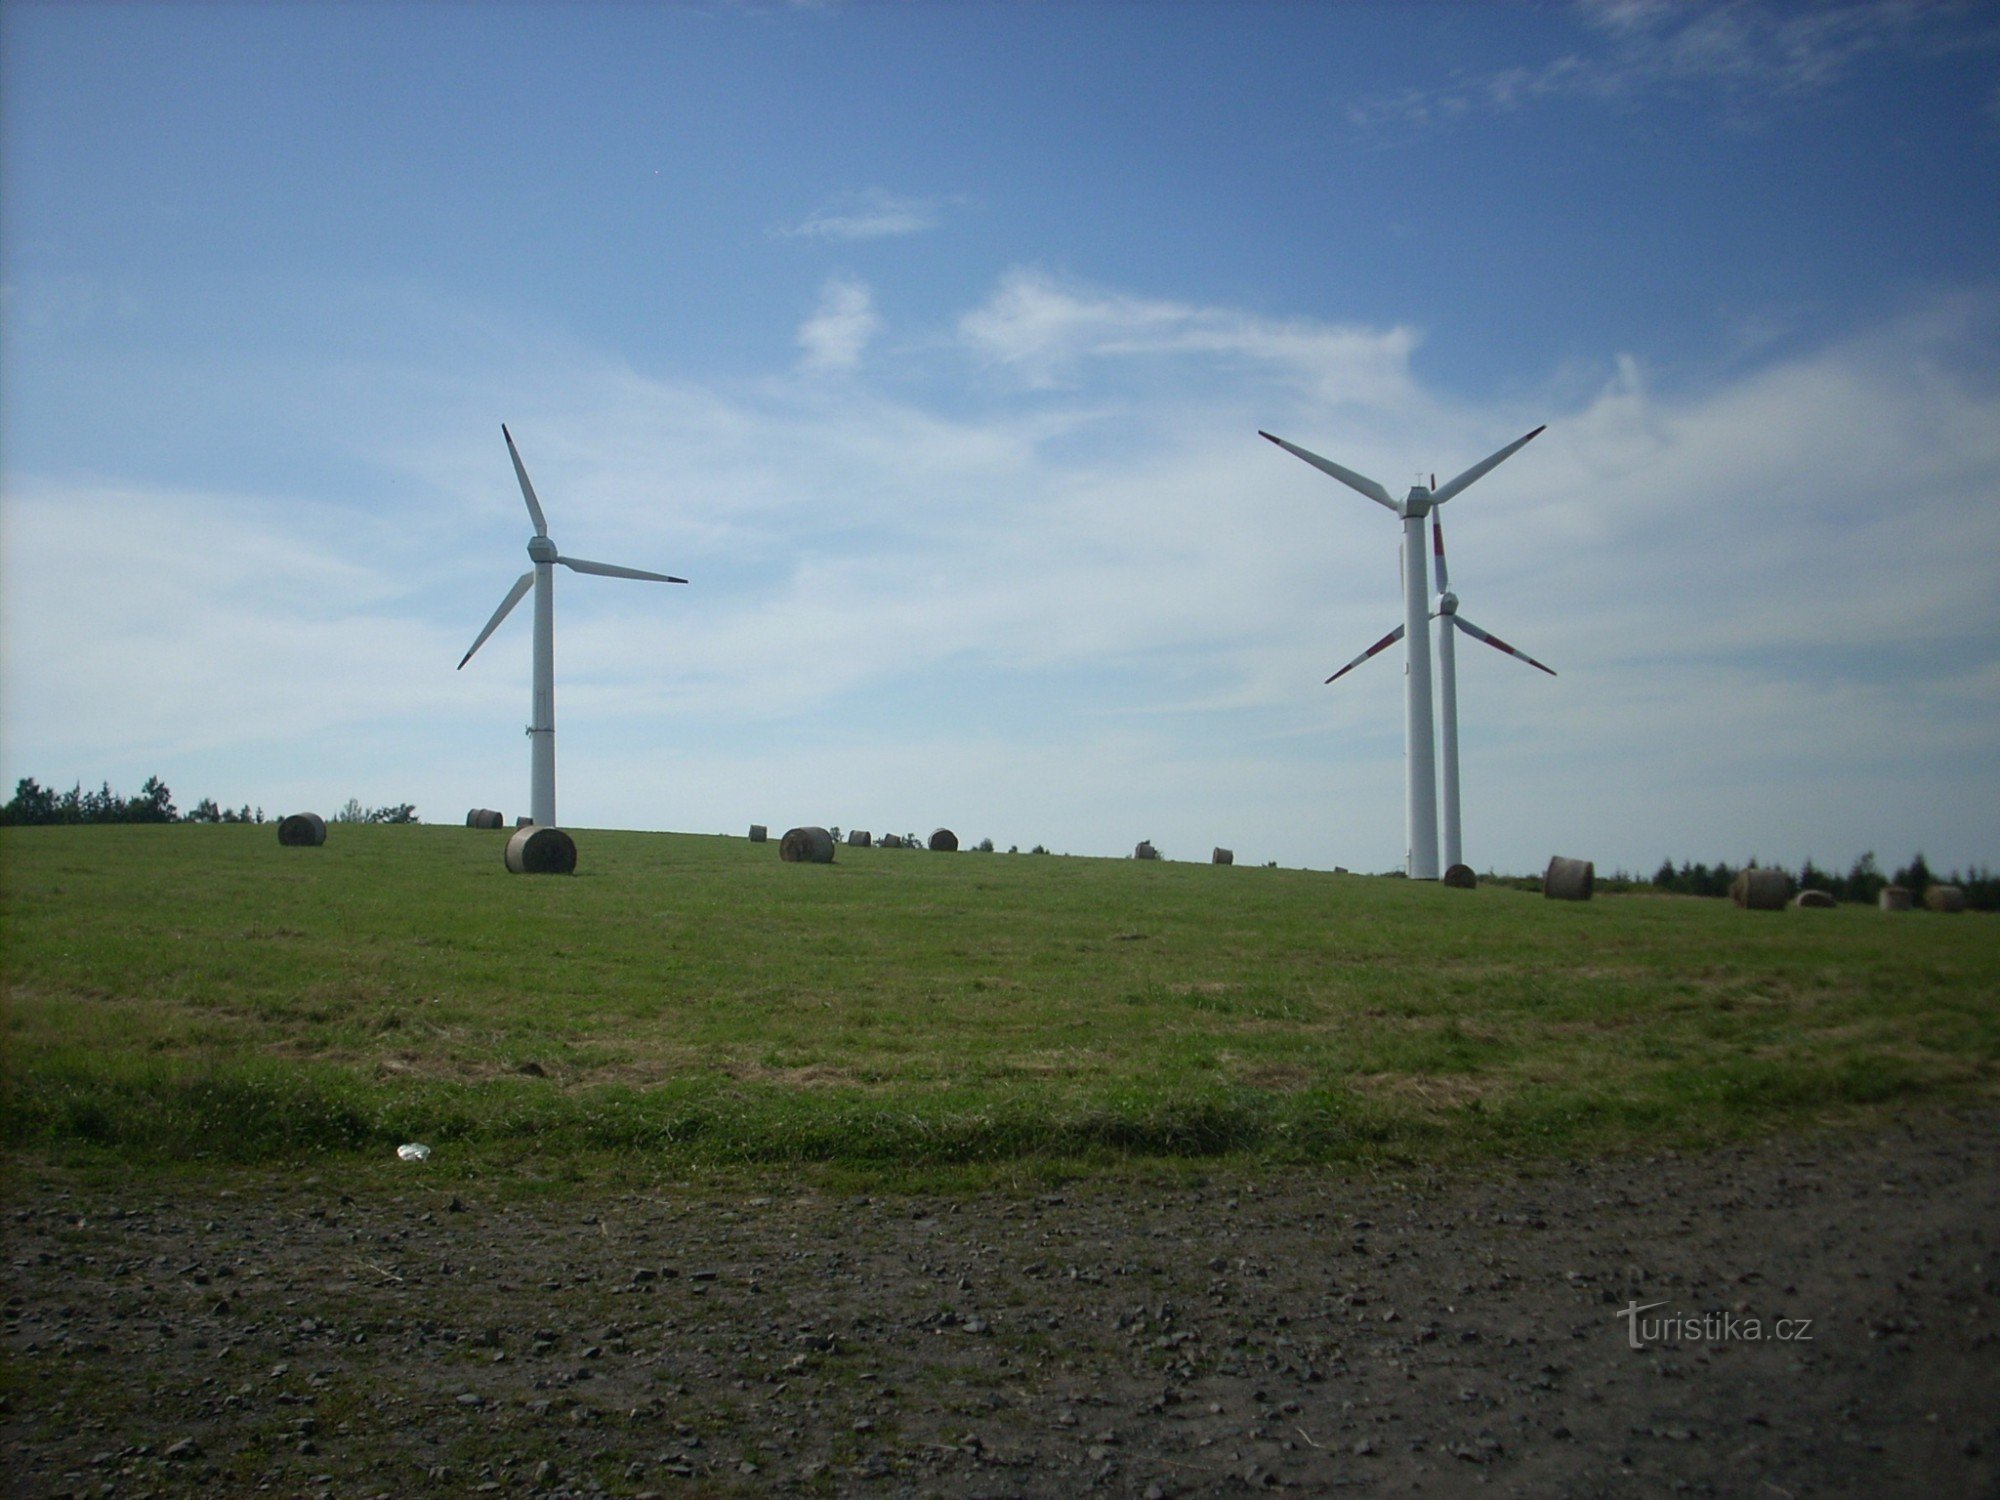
xmin=0 ymin=776 xmax=418 ymax=828
xmin=1648 ymin=851 xmax=1998 ymax=911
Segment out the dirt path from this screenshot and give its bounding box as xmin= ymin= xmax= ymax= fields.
xmin=6 ymin=1110 xmax=1998 ymax=1498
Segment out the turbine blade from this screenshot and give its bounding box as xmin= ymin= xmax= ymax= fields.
xmin=1452 ymin=615 xmax=1556 ymax=676
xmin=457 ymin=571 xmax=534 ymax=669
xmin=502 ymin=423 xmax=549 ymax=537
xmin=1325 ymin=624 xmax=1404 ymax=684
xmin=1432 ymin=513 xmax=1451 ymax=594
xmin=558 ymin=555 xmax=687 ymax=584
xmin=1259 ymin=432 xmax=1398 ymax=512
xmin=1431 ymin=424 xmax=1546 ymax=506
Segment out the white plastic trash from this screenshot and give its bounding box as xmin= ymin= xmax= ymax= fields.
xmin=396 ymin=1143 xmax=431 ymax=1162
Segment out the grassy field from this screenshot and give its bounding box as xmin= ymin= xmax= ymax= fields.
xmin=3 ymin=823 xmax=1995 ymax=1181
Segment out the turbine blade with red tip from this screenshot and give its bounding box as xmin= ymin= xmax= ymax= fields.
xmin=1431 ymin=425 xmax=1545 ymax=506
xmin=1452 ymin=615 xmax=1556 ymax=676
xmin=1432 ymin=513 xmax=1451 ymax=594
xmin=1325 ymin=624 xmax=1405 ymax=684
xmin=1259 ymin=432 xmax=1399 ymax=512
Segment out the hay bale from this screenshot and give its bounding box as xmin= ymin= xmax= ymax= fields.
xmin=1543 ymin=855 xmax=1594 ymax=901
xmin=505 ymin=825 xmax=577 ymax=875
xmin=1135 ymin=841 xmax=1159 ymax=861
xmin=879 ymin=833 xmax=904 ymax=849
xmin=1925 ymin=884 xmax=1966 ymax=914
xmin=1442 ymin=863 xmax=1477 ymax=889
xmin=848 ymin=829 xmax=872 ymax=847
xmin=1212 ymin=847 xmax=1233 ymax=865
xmin=465 ymin=808 xmax=505 ymax=830
xmin=1878 ymin=885 xmax=1914 ymax=912
xmin=748 ymin=824 xmax=768 ymax=843
xmin=276 ymin=812 xmax=326 ymax=847
xmin=1792 ymin=889 xmax=1837 ymax=909
xmin=1730 ymin=867 xmax=1792 ymax=911
xmin=780 ymin=826 xmax=836 ymax=864
xmin=517 ymin=815 xmax=534 ymax=827
xmin=928 ymin=828 xmax=959 ymax=853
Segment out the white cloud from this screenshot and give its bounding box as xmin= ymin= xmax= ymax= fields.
xmin=795 ymin=275 xmax=880 ymax=372
xmin=774 ymin=188 xmax=952 ymax=242
xmin=958 ymin=268 xmax=1422 ymax=409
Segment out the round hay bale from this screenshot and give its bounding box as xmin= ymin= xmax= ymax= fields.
xmin=505 ymin=825 xmax=577 ymax=875
xmin=1212 ymin=847 xmax=1234 ymax=866
xmin=1878 ymin=885 xmax=1914 ymax=912
xmin=928 ymin=828 xmax=959 ymax=852
xmin=748 ymin=824 xmax=768 ymax=843
xmin=1792 ymin=889 xmax=1837 ymax=909
xmin=276 ymin=812 xmax=326 ymax=847
xmin=1924 ymin=884 xmax=1966 ymax=914
xmin=1543 ymin=855 xmax=1594 ymax=902
xmin=848 ymin=829 xmax=872 ymax=847
xmin=1730 ymin=867 xmax=1792 ymax=911
xmin=1135 ymin=840 xmax=1159 ymax=861
xmin=779 ymin=826 xmax=835 ymax=864
xmin=465 ymin=808 xmax=505 ymax=830
xmin=879 ymin=833 xmax=904 ymax=849
xmin=516 ymin=815 xmax=534 ymax=827
xmin=1442 ymin=863 xmax=1477 ymax=889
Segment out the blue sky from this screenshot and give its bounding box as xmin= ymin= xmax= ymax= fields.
xmin=4 ymin=0 xmax=1998 ymax=876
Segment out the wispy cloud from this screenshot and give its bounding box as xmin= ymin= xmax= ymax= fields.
xmin=1348 ymin=0 xmax=1999 ymax=131
xmin=774 ymin=188 xmax=953 ymax=242
xmin=958 ymin=268 xmax=1422 ymax=409
xmin=796 ymin=275 xmax=880 ymax=372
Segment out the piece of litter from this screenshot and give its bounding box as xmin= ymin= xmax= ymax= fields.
xmin=396 ymin=1143 xmax=431 ymax=1162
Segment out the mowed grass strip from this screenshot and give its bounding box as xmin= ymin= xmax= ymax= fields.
xmin=2 ymin=823 xmax=1995 ymax=1172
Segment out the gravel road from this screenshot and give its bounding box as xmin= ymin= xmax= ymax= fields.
xmin=6 ymin=1109 xmax=1997 ymax=1498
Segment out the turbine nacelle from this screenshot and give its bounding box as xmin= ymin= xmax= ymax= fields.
xmin=527 ymin=535 xmax=559 ymax=564
xmin=1436 ymin=589 xmax=1460 ymax=616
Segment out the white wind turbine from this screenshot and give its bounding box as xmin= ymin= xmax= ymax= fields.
xmin=1324 ymin=513 xmax=1557 ymax=873
xmin=457 ymin=424 xmax=685 ymax=829
xmin=1259 ymin=424 xmax=1545 ymax=879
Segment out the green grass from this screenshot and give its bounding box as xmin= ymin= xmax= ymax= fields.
xmin=3 ymin=822 xmax=1995 ymax=1178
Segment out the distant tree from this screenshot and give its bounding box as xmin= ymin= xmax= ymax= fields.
xmin=1 ymin=777 xmax=57 ymax=825
xmin=129 ymin=776 xmax=176 ymax=823
xmin=369 ymin=803 xmax=419 ymax=825
xmin=975 ymin=837 xmax=995 ymax=853
xmin=186 ymin=797 xmax=222 ymax=824
xmin=1891 ymin=852 xmax=1934 ymax=894
xmin=333 ymin=798 xmax=367 ymax=824
xmin=1651 ymin=858 xmax=1677 ymax=890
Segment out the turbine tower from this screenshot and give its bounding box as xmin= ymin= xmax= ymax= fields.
xmin=1259 ymin=424 xmax=1544 ymax=879
xmin=1431 ymin=513 xmax=1555 ymax=872
xmin=458 ymin=424 xmax=685 ymax=829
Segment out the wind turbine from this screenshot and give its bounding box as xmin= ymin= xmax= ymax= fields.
xmin=457 ymin=424 xmax=685 ymax=829
xmin=1431 ymin=513 xmax=1555 ymax=873
xmin=1259 ymin=424 xmax=1544 ymax=879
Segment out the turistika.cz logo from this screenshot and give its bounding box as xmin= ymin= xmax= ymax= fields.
xmin=1616 ymin=1300 xmax=1815 ymax=1350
